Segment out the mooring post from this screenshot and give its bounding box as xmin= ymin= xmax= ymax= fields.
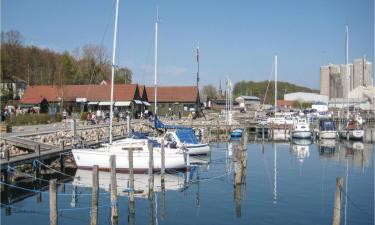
xmin=91 ymin=165 xmax=99 ymax=225
xmin=110 ymin=155 xmax=118 ymax=224
xmin=128 ymin=148 xmax=135 ymax=203
xmin=148 ymin=142 xmax=154 ymax=196
xmin=49 ymin=179 xmax=57 ymax=225
xmin=38 ymin=144 xmax=41 ymax=156
xmin=129 ymin=201 xmax=135 ymax=225
xmin=235 ymin=146 xmax=243 ymax=185
xmin=332 ymin=177 xmax=343 ymax=225
xmin=262 ymin=126 xmax=265 ymax=141
xmin=70 ymin=185 xmax=77 ymax=208
xmin=371 ymin=130 xmax=373 ymax=142
xmin=127 ymin=116 xmax=130 ymax=134
xmin=161 ymin=139 xmax=165 ymax=182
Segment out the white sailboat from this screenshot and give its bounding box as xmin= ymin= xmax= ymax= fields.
xmin=72 ymin=2 xmax=188 ymax=171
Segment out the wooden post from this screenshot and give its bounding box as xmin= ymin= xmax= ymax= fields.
xmin=129 ymin=201 xmax=135 ymax=225
xmin=70 ymin=185 xmax=77 ymax=208
xmin=262 ymin=126 xmax=265 ymax=141
xmin=5 ymin=147 xmax=9 ymax=162
xmin=38 ymin=144 xmax=41 ymax=156
xmin=332 ymin=177 xmax=343 ymax=225
xmin=61 ymin=141 xmax=65 ymax=151
xmin=127 ymin=116 xmax=130 ymax=133
xmin=235 ymin=146 xmax=243 ymax=185
xmin=128 ymin=148 xmax=135 ymax=203
xmin=110 ymin=155 xmax=118 ymax=224
xmin=161 ymin=139 xmax=165 ymax=182
xmin=91 ymin=165 xmax=99 ymax=225
xmin=148 ymin=142 xmax=154 ymax=196
xmin=49 ymin=179 xmax=57 ymax=225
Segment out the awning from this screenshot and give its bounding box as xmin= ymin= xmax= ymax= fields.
xmin=134 ymin=100 xmax=142 ymax=104
xmin=88 ymin=102 xmax=99 ymax=105
xmin=115 ymin=101 xmax=131 ymax=106
xmin=99 ymin=101 xmax=112 ymax=106
xmin=142 ymin=101 xmax=150 ymax=106
xmin=76 ymin=97 xmax=87 ymax=103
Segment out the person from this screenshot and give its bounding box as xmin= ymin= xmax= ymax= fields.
xmin=62 ymin=109 xmax=67 ymax=120
xmin=178 ymin=111 xmax=181 ymax=119
xmin=144 ymin=109 xmax=149 ymax=119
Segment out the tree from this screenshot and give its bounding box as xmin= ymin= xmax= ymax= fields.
xmin=201 ymin=85 xmax=217 ymax=99
xmin=114 ymin=67 xmax=132 ymax=84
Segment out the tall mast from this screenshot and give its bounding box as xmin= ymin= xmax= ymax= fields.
xmin=274 ymin=55 xmax=278 ymax=114
xmin=154 ymin=9 xmax=159 ymax=116
xmin=345 ymin=25 xmax=349 ymax=65
xmin=109 ymin=0 xmax=120 ymax=144
xmin=196 ymin=42 xmax=200 ymax=89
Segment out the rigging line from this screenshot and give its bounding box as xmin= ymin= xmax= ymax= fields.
xmin=84 ymin=0 xmax=116 ymax=98
xmin=34 ymin=159 xmax=73 ymax=178
xmin=262 ymin=60 xmax=275 ymax=107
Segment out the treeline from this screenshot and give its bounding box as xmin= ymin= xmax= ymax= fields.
xmin=1 ymin=30 xmax=132 ymax=86
xmin=233 ymin=80 xmax=318 ymax=104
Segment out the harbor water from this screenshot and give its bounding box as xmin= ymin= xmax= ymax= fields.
xmin=1 ymin=140 xmax=373 ymax=225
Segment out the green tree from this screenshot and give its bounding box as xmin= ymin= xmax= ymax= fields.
xmin=114 ymin=67 xmax=132 ymax=84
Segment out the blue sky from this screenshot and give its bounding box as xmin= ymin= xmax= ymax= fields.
xmin=2 ymin=0 xmax=374 ymax=89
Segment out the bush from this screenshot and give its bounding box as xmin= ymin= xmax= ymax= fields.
xmin=9 ymin=113 xmax=63 ymax=126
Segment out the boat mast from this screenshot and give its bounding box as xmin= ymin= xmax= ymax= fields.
xmin=154 ymin=9 xmax=159 ymax=116
xmin=109 ymin=0 xmax=120 ymax=144
xmin=274 ymin=55 xmax=278 ymax=116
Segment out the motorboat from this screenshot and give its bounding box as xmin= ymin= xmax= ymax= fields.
xmin=291 ymin=117 xmax=312 ymax=139
xmin=317 ymin=118 xmax=337 ymax=139
xmin=267 ymin=113 xmax=295 ymax=125
xmin=339 ymin=117 xmax=364 ymax=140
xmin=73 ymin=138 xmax=188 ymax=172
xmin=230 ymin=128 xmax=243 ymax=138
xmin=163 ymin=129 xmax=210 ymax=155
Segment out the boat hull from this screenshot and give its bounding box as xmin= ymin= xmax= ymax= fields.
xmin=319 ymin=131 xmax=337 ymax=139
xmin=72 ymin=148 xmax=187 ymax=172
xmin=291 ymin=131 xmax=312 ymax=139
xmin=186 ymin=144 xmax=210 ymax=155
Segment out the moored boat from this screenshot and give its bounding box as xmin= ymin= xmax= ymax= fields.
xmin=291 ymin=117 xmax=312 ymax=139
xmin=318 ymin=118 xmax=337 ymax=139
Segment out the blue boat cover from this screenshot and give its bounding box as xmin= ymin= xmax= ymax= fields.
xmin=154 ymin=115 xmax=192 ymax=130
xmin=176 ymin=129 xmax=199 ymax=144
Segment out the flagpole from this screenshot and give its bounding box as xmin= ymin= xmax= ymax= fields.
xmin=154 ymin=8 xmax=159 ymax=116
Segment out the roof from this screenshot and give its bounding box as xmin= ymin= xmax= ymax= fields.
xmin=21 ymin=85 xmax=61 ymax=103
xmin=236 ymin=95 xmax=260 ymax=101
xmin=21 ymin=84 xmax=140 ymax=103
xmin=277 ymin=100 xmax=296 ymax=106
xmin=146 ymin=86 xmax=199 ymax=103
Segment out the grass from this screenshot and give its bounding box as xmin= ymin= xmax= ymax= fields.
xmin=8 ymin=113 xmax=63 ymax=126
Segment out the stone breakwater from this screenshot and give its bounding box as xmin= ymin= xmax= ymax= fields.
xmin=29 ymin=123 xmax=152 ymax=146
xmin=0 ymin=140 xmax=29 ymax=158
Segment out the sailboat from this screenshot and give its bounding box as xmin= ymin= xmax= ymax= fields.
xmin=72 ymin=1 xmax=188 ymax=171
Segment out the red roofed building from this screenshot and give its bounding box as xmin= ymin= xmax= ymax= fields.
xmin=21 ymin=84 xmax=146 ymax=117
xmin=146 ymin=86 xmax=200 ymax=116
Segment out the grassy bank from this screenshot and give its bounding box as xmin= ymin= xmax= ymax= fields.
xmin=7 ymin=113 xmax=62 ymax=126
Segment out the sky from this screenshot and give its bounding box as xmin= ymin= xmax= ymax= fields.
xmin=1 ymin=0 xmax=374 ymax=89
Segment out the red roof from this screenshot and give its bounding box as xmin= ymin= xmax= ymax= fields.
xmin=146 ymin=86 xmax=199 ymax=103
xmin=20 ymin=85 xmax=61 ymax=103
xmin=277 ymin=100 xmax=296 ymax=107
xmin=21 ymin=84 xmax=139 ymax=103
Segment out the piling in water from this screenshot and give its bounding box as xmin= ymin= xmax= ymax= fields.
xmin=49 ymin=179 xmax=57 ymax=225
xmin=91 ymin=165 xmax=99 ymax=225
xmin=332 ymin=176 xmax=343 ymax=225
xmin=128 ymin=148 xmax=135 ymax=203
xmin=110 ymin=155 xmax=118 ymax=225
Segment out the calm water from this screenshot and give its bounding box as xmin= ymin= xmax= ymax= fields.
xmin=1 ymin=140 xmax=374 ymax=225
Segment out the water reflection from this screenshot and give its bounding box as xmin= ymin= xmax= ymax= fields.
xmin=291 ymin=139 xmax=311 ymax=164
xmin=318 ymin=140 xmax=372 ymax=168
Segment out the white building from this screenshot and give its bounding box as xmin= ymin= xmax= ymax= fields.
xmin=235 ymin=96 xmax=260 ymax=109
xmin=328 ymin=98 xmax=372 ymax=111
xmin=284 ymin=92 xmax=329 ymax=104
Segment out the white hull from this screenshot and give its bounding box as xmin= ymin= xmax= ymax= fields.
xmin=319 ymin=131 xmax=337 ymax=139
xmin=72 ymin=139 xmax=187 ymax=172
xmin=186 ymin=144 xmax=210 ymax=155
xmin=291 ymin=131 xmax=312 ymax=139
xmin=349 ymin=130 xmax=364 ymax=140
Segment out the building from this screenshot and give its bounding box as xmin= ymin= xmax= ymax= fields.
xmin=284 ymin=92 xmax=329 ymax=104
xmin=0 ymin=77 xmax=27 ymax=100
xmin=320 ymin=57 xmax=373 ymax=99
xmin=234 ymin=96 xmax=260 ymax=109
xmin=276 ymin=100 xmax=296 ymax=109
xmin=146 ymin=86 xmax=200 ymax=116
xmin=20 ymin=84 xmax=147 ymax=117
xmin=328 ymin=98 xmax=372 ymax=111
